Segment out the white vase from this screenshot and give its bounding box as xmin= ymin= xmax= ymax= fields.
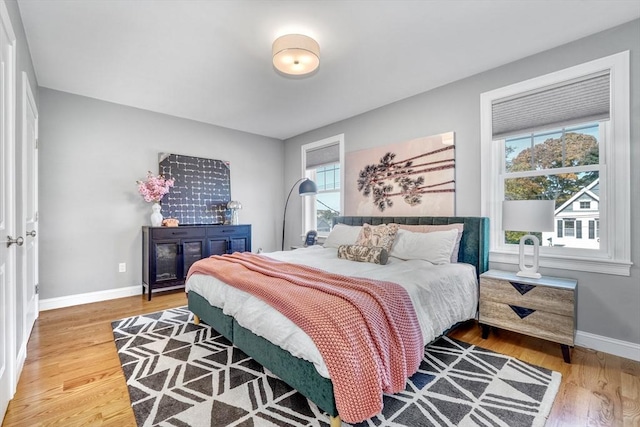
xmin=150 ymin=202 xmax=163 ymax=227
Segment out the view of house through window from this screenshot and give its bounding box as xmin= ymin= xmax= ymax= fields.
xmin=503 ymin=123 xmax=600 ymax=250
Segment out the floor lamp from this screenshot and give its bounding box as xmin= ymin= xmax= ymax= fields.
xmin=282 ymin=178 xmax=317 ymax=251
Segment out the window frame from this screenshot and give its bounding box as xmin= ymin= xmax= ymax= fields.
xmin=301 ymin=134 xmax=345 ymax=238
xmin=481 ymin=51 xmax=631 ymax=276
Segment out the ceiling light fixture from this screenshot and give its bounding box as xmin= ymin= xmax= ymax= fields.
xmin=272 ymin=34 xmax=320 ymax=76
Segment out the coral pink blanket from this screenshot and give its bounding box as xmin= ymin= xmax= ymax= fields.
xmin=187 ymin=252 xmax=424 ymax=423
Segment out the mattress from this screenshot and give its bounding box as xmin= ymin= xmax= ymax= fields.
xmin=186 ymin=246 xmax=478 ymax=378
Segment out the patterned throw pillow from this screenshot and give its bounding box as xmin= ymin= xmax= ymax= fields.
xmin=337 ymin=245 xmax=389 ymax=265
xmin=355 ymin=223 xmax=399 ymax=252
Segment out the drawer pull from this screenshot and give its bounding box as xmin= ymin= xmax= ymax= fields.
xmin=171 ymin=231 xmax=188 ymax=235
xmin=509 ymin=305 xmax=536 ymax=319
xmin=510 ymin=281 xmax=536 ymax=295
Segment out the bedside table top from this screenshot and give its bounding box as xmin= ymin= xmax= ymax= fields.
xmin=481 ymin=269 xmax=577 ymax=290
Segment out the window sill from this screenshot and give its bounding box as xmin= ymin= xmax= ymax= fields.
xmin=490 ymin=250 xmax=632 ymax=276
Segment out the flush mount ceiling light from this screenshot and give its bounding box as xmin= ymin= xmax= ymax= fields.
xmin=272 ymin=34 xmax=320 ymax=76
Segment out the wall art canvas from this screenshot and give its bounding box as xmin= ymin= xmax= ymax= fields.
xmin=159 ymin=153 xmax=231 ymax=225
xmin=344 ymin=132 xmax=455 ymax=216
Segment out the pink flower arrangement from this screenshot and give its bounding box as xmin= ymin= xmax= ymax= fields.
xmin=137 ymin=171 xmax=175 ymax=203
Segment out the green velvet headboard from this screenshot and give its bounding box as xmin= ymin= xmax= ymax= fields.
xmin=332 ymin=216 xmax=490 ymax=277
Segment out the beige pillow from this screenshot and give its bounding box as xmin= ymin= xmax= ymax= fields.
xmin=355 ymin=223 xmax=399 ymax=252
xmin=337 ymin=245 xmax=389 ymax=265
xmin=323 ymin=224 xmax=363 ymax=249
xmin=397 ymin=223 xmax=464 ymax=262
xmin=390 ymin=228 xmax=459 ymax=264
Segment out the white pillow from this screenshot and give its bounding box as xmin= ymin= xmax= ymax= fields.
xmin=323 ymin=224 xmax=363 ymax=249
xmin=389 ymin=228 xmax=459 ymax=264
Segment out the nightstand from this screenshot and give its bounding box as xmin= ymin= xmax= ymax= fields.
xmin=479 ymin=269 xmax=577 ymax=363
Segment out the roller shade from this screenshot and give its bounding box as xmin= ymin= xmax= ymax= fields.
xmin=305 ymin=143 xmax=340 ymax=169
xmin=492 ymin=71 xmax=610 ymax=139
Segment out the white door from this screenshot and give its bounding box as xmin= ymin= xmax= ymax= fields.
xmin=0 ymin=1 xmax=17 ymax=421
xmin=18 ymin=71 xmax=38 ymax=366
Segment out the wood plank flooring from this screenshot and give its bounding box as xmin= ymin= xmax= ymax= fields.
xmin=2 ymin=290 xmax=639 ymax=426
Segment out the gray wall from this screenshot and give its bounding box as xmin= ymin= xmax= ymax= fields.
xmin=5 ymin=0 xmax=39 ymax=357
xmin=39 ymin=88 xmax=284 ymax=299
xmin=284 ymin=20 xmax=640 ymax=345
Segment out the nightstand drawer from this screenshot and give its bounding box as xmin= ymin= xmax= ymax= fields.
xmin=479 ymin=300 xmax=574 ymax=346
xmin=481 ymin=277 xmax=574 ymax=317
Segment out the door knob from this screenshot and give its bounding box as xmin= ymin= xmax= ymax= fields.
xmin=26 ymin=230 xmax=37 ymax=237
xmin=6 ymin=235 xmax=24 ymax=247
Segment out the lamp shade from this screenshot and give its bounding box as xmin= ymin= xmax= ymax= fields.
xmin=298 ymin=179 xmax=317 ymax=196
xmin=502 ymin=200 xmax=555 ymax=232
xmin=227 ymin=200 xmax=242 ymax=210
xmin=272 ymin=34 xmax=320 ymax=76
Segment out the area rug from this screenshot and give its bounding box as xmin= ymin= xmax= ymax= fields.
xmin=112 ymin=307 xmax=561 ymax=427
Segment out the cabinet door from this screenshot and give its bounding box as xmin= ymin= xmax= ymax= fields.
xmin=208 ymin=237 xmax=229 ymax=256
xmin=230 ymin=236 xmax=248 ymax=253
xmin=182 ymin=239 xmax=205 ymax=279
xmin=154 ymin=240 xmax=180 ymax=283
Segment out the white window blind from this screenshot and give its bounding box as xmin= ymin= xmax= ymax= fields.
xmin=305 ymin=143 xmax=340 ymax=169
xmin=492 ymin=71 xmax=610 ymax=139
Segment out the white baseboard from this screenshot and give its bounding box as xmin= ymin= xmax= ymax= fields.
xmin=576 ymin=330 xmax=640 ymax=361
xmin=39 ymin=285 xmax=142 ymax=311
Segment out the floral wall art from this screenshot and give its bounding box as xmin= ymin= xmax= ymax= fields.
xmin=344 ymin=132 xmax=455 ymax=216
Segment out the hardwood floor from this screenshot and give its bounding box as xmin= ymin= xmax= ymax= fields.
xmin=2 ymin=290 xmax=639 ymax=426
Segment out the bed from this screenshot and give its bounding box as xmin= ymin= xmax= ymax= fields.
xmin=186 ymin=215 xmax=489 ymax=426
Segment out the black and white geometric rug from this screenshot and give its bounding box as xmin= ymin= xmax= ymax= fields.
xmin=112 ymin=307 xmax=561 ymax=427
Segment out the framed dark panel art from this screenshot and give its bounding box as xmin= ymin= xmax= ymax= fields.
xmin=344 ymin=132 xmax=455 ymax=216
xmin=159 ymin=153 xmax=231 ymax=225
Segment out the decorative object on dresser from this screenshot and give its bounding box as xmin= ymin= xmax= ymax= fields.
xmin=227 ymin=200 xmax=242 ymax=225
xmin=479 ymin=269 xmax=577 ymax=363
xmin=136 ymin=171 xmax=175 ymax=226
xmin=142 ymin=224 xmax=251 ymax=300
xmin=282 ymin=178 xmax=317 ymax=250
xmin=502 ymin=200 xmax=555 ymax=279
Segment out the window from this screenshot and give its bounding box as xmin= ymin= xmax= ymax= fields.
xmin=302 ymin=135 xmax=344 ymax=236
xmin=564 ymin=219 xmax=576 ymax=237
xmin=502 ymin=122 xmax=600 ymax=249
xmin=481 ymin=52 xmax=631 ymax=276
xmin=312 ymin=163 xmax=341 ymax=233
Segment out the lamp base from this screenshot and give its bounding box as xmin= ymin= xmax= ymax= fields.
xmin=516 ymin=270 xmax=542 ymax=279
xmin=518 ymin=234 xmax=542 ymax=279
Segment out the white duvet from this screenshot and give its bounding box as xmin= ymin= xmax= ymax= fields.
xmin=186 ymin=246 xmax=478 ymax=378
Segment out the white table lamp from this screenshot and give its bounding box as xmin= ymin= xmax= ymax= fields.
xmin=502 ymin=200 xmax=555 ymax=279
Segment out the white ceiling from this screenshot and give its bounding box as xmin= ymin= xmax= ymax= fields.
xmin=17 ymin=0 xmax=640 ymax=140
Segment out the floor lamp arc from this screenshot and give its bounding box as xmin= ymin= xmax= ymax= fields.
xmin=282 ymin=178 xmax=317 ymax=250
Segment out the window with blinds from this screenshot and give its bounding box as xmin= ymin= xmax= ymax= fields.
xmin=302 ymin=135 xmax=344 ymax=236
xmin=491 ymin=71 xmax=610 ymax=140
xmin=480 ymin=51 xmax=631 ymax=276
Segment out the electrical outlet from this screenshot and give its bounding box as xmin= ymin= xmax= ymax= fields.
xmin=118 ymin=263 xmax=126 ymax=273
